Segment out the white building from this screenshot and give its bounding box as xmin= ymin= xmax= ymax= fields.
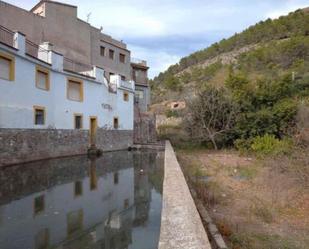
xmin=0 ymin=32 xmax=134 ymax=130
xmin=0 ymin=29 xmax=135 ymax=165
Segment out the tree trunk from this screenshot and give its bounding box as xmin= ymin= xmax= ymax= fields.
xmin=210 ymin=136 xmax=218 ymax=150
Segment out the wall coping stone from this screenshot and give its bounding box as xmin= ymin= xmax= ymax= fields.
xmin=159 ymin=141 xmax=212 ymax=249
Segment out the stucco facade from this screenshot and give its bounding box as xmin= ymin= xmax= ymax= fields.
xmin=0 ymin=33 xmax=134 ymax=130
xmin=0 ymin=0 xmax=131 ymax=80
xmin=0 ymin=0 xmax=152 ymax=113
xmin=0 ymin=30 xmax=136 ymax=165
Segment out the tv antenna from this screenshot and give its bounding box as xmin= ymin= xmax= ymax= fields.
xmin=86 ymin=12 xmax=92 ymax=23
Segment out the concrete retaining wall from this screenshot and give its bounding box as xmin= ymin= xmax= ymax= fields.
xmin=0 ymin=128 xmax=133 ymax=167
xmin=159 ymin=141 xmax=211 ymax=249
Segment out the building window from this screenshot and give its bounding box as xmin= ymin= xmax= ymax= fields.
xmin=0 ymin=53 xmax=14 ymax=81
xmin=119 ymin=53 xmax=125 ymax=63
xmin=109 ymin=49 xmax=114 ymax=60
xmin=100 ymin=46 xmax=105 ymax=56
xmin=74 ymin=181 xmax=83 ymax=197
xmin=135 ymin=89 xmax=144 ymax=99
xmin=121 ymin=75 xmax=126 ymax=81
xmin=114 ymin=172 xmax=119 ymax=185
xmin=67 ymin=78 xmax=83 ymax=102
xmin=123 ymin=92 xmax=129 ymax=102
xmin=36 ymin=66 xmax=50 ymax=91
xmin=34 ymin=106 xmax=45 ymax=125
xmin=113 ymin=117 xmax=119 ymax=129
xmin=74 ymin=114 xmax=83 ymax=129
xmin=34 ymin=195 xmax=45 ymax=215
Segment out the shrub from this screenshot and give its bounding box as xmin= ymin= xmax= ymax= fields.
xmin=164 ymin=74 xmax=182 ymax=90
xmin=165 ymin=109 xmax=179 ymax=118
xmin=250 ymin=134 xmax=292 ymax=156
xmin=234 ymin=138 xmax=253 ymax=152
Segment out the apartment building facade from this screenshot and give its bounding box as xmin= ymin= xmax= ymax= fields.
xmin=0 ymin=0 xmax=130 ymax=79
xmin=0 ymin=0 xmax=150 ymax=104
xmin=0 ymin=0 xmax=154 ymax=166
xmin=0 ymin=27 xmax=135 ymax=166
xmin=131 ymin=58 xmax=151 ymax=112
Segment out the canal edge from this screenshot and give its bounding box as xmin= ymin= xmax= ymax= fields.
xmin=158 ymin=140 xmax=212 ymax=249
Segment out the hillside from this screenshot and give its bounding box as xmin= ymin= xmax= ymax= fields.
xmin=150 ymin=8 xmax=309 ymax=103
xmin=152 ymin=8 xmax=309 ymax=249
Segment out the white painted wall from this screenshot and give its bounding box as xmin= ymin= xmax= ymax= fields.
xmin=0 ymin=40 xmax=134 ymax=130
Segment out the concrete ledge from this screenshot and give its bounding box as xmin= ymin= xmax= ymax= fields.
xmin=159 ymin=141 xmax=211 ymax=249
xmin=131 ymin=143 xmax=165 ymax=151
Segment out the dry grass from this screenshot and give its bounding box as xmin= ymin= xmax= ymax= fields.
xmin=177 ymin=147 xmax=309 ymax=249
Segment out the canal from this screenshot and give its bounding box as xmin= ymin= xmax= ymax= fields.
xmin=0 ymin=150 xmax=164 ymax=249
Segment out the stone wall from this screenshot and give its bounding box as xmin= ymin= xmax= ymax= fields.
xmin=0 ymin=128 xmax=133 ymax=167
xmin=134 ymin=112 xmax=157 ymax=144
xmin=96 ymin=129 xmax=133 ymax=151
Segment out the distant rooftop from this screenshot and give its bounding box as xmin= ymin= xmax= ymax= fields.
xmin=131 ymin=58 xmax=148 ymax=69
xmin=31 ymin=0 xmax=77 ymax=12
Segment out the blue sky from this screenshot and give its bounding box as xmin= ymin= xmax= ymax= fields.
xmin=5 ymin=0 xmax=309 ymax=78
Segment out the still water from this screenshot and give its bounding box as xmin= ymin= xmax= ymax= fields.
xmin=0 ymin=150 xmax=164 ymax=249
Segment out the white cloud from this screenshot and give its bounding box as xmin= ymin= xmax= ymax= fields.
xmin=265 ymin=1 xmax=308 ymax=19
xmin=128 ymin=45 xmax=181 ymax=79
xmin=86 ymin=5 xmax=166 ymax=38
xmin=6 ymin=0 xmax=309 ymax=78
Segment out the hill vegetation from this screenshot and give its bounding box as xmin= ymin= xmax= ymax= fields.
xmin=152 ymin=8 xmax=309 ymax=151
xmin=153 ymin=7 xmax=309 ymax=249
xmin=151 ymin=8 xmax=309 ymax=92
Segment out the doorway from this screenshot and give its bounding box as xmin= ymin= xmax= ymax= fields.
xmin=89 ymin=116 xmax=97 ymax=147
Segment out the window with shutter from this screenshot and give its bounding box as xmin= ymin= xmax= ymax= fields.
xmin=74 ymin=114 xmax=83 ymax=129
xmin=109 ymin=49 xmax=114 ymax=59
xmin=0 ymin=56 xmax=11 ymax=80
xmin=34 ymin=106 xmax=45 ymax=125
xmin=113 ymin=117 xmax=119 ymax=129
xmin=123 ymin=92 xmax=129 ymax=101
xmin=36 ymin=67 xmax=49 ymax=90
xmin=119 ymin=53 xmax=125 ymax=63
xmin=67 ymin=79 xmax=83 ymax=102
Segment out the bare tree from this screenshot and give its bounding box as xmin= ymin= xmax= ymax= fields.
xmin=184 ymin=87 xmax=239 ymax=149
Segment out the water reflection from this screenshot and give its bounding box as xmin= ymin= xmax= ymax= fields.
xmin=0 ymin=150 xmax=164 ymax=249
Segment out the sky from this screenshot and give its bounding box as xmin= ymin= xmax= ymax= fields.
xmin=5 ymin=0 xmax=309 ymax=78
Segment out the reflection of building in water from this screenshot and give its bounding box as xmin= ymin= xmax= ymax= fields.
xmin=0 ymin=152 xmax=136 ymax=249
xmin=134 ymin=167 xmax=151 ymax=225
xmin=133 ymin=152 xmax=163 ymax=226
xmin=0 ymin=151 xmax=164 ymax=249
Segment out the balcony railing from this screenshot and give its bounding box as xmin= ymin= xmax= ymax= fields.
xmin=25 ymin=39 xmax=49 ymax=62
xmin=63 ymin=57 xmax=93 ymax=77
xmin=0 ymin=25 xmax=14 ymax=47
xmin=119 ymin=79 xmax=134 ymax=90
xmin=131 ymin=57 xmax=147 ymax=66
